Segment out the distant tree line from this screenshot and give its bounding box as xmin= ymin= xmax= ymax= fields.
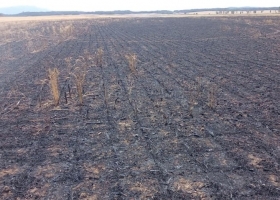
xmin=13 ymin=10 xmax=173 ymax=16
xmin=174 ymin=7 xmax=280 ymax=14
xmin=2 ymin=7 xmax=279 ymax=17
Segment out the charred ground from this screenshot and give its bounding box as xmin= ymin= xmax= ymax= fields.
xmin=0 ymin=16 xmax=280 ymax=199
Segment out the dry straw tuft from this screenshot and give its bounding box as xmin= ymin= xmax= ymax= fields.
xmin=72 ymin=63 xmax=87 ymax=104
xmin=73 ymin=72 xmax=85 ymax=104
xmin=207 ymin=84 xmax=217 ymax=109
xmin=95 ymin=48 xmax=104 ymax=67
xmin=126 ymin=53 xmax=137 ymax=74
xmin=48 ymin=68 xmax=60 ymax=106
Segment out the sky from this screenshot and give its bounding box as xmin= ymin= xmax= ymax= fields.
xmin=0 ymin=0 xmax=279 ymax=11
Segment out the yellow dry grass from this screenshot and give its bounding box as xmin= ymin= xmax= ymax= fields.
xmin=95 ymin=48 xmax=104 ymax=67
xmin=207 ymin=84 xmax=217 ymax=109
xmin=126 ymin=53 xmax=137 ymax=74
xmin=72 ymin=66 xmax=87 ymax=105
xmin=48 ymin=68 xmax=60 ymax=106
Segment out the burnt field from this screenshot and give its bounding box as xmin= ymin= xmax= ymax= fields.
xmin=0 ymin=16 xmax=280 ymax=199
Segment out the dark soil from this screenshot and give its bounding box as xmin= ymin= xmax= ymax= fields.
xmin=0 ymin=16 xmax=280 ymax=199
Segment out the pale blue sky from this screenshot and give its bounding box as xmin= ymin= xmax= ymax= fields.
xmin=0 ymin=0 xmax=279 ymax=11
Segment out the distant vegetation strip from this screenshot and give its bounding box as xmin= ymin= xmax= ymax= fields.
xmin=0 ymin=6 xmax=279 ymax=16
